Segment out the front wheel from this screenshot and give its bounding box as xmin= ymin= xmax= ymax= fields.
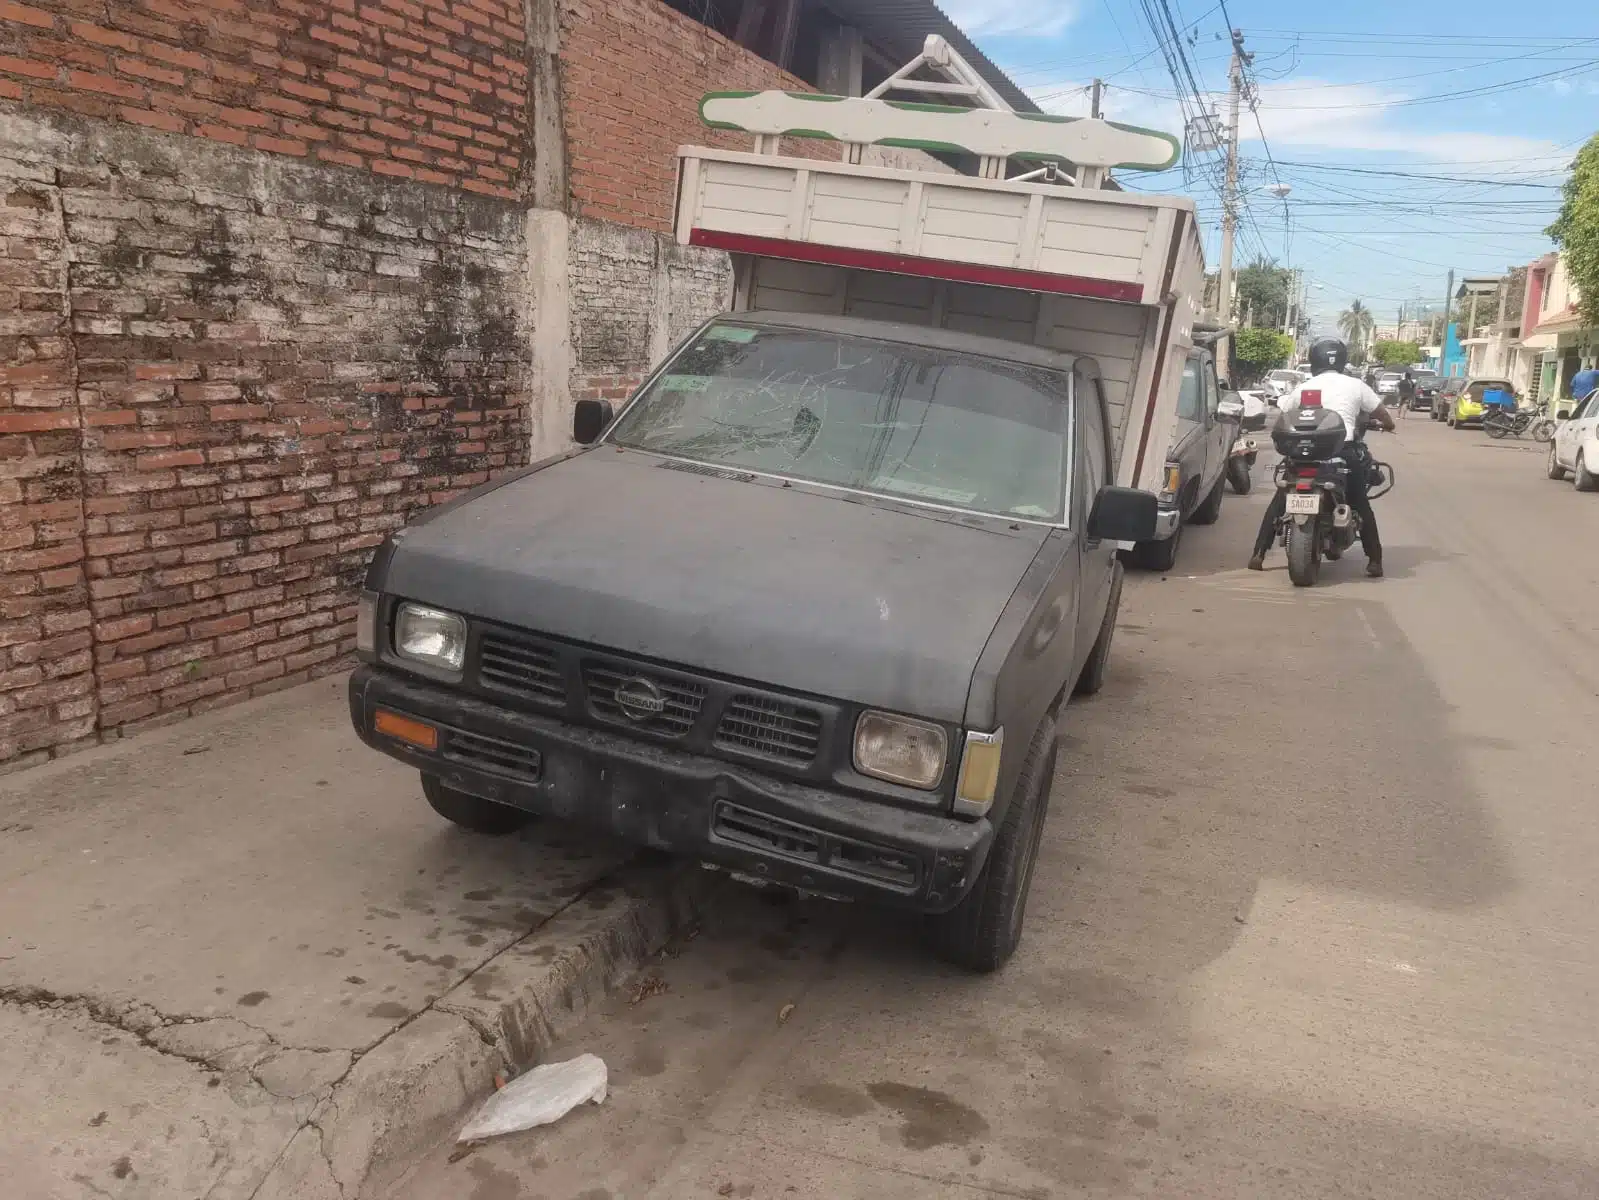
xmin=1226 ymin=457 xmax=1252 ymax=495
xmin=421 ymin=774 xmax=535 ymax=835
xmin=1190 ymin=473 xmax=1225 ymax=524
xmin=926 ymin=723 xmax=1056 ymax=973
xmin=1128 ymin=520 xmax=1181 ymax=571
xmin=1286 ymin=519 xmax=1321 ymax=587
xmin=1575 ymin=451 xmax=1599 ymax=493
xmin=1530 ymin=417 xmax=1557 ymax=444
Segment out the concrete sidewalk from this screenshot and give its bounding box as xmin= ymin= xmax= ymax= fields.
xmin=0 ymin=676 xmax=702 ymax=1200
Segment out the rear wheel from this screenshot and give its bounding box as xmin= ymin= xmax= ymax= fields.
xmin=1575 ymin=451 xmax=1599 ymax=493
xmin=1484 ymin=412 xmax=1510 ymax=439
xmin=1286 ymin=519 xmax=1321 ymax=587
xmin=1226 ymin=457 xmax=1252 ymax=495
xmin=926 ymin=723 xmax=1056 ymax=973
xmin=1547 ymin=443 xmax=1568 ymax=481
xmin=1190 ymin=473 xmax=1225 ymax=524
xmin=421 ymin=774 xmax=534 ymax=836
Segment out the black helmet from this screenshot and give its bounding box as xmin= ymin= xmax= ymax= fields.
xmin=1309 ymin=337 xmax=1349 ymax=376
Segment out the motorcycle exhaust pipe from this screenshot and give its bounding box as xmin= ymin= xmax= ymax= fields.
xmin=1332 ymin=504 xmax=1352 ymax=528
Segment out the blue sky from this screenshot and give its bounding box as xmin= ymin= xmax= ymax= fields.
xmin=946 ymin=0 xmax=1599 ymax=334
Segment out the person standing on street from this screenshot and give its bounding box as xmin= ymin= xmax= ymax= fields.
xmin=1249 ymin=336 xmax=1395 ymax=577
xmin=1396 ymin=369 xmax=1416 ymax=418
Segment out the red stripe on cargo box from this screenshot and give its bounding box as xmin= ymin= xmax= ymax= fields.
xmin=687 ymin=229 xmax=1145 ymax=304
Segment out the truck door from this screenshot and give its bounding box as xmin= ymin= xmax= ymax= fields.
xmin=1075 ymin=370 xmax=1116 ymax=671
xmin=1201 ymin=353 xmax=1224 ymax=492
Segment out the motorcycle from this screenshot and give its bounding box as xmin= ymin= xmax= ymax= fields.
xmin=1226 ymin=436 xmax=1258 ymax=494
xmin=1268 ymin=401 xmax=1394 ymax=587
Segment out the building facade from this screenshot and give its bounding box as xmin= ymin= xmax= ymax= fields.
xmin=0 ymin=0 xmax=1027 ymax=767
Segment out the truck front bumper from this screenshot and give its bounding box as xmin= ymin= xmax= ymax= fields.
xmin=348 ymin=667 xmax=994 ymax=913
xmin=1149 ymin=505 xmax=1182 ymax=540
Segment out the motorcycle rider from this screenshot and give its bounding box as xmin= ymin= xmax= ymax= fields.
xmin=1249 ymin=336 xmax=1395 ymax=577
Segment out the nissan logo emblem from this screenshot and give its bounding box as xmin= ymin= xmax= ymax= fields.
xmin=614 ymin=676 xmax=667 ymax=721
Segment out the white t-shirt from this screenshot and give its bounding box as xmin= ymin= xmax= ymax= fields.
xmin=1278 ymin=371 xmax=1384 ymax=440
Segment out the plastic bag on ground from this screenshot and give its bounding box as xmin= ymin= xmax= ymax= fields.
xmin=457 ymin=1054 xmax=608 ymax=1142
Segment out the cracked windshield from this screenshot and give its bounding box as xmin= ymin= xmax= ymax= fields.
xmin=608 ymin=323 xmax=1072 ymax=522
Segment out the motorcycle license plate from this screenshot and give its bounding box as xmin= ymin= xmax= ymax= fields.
xmin=1284 ymin=493 xmax=1321 ymax=515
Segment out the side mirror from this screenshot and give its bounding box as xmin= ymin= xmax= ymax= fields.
xmin=1087 ymin=486 xmax=1158 ymax=543
xmin=1217 ymin=379 xmax=1232 ymax=391
xmin=573 ymin=398 xmax=614 ymax=445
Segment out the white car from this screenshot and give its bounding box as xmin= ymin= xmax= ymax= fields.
xmin=1263 ymin=369 xmax=1306 ymax=398
xmin=1376 ymin=372 xmax=1402 ymax=397
xmin=1547 ymin=391 xmax=1599 ymax=491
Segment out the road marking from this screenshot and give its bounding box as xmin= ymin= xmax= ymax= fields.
xmin=1356 ymin=607 xmax=1381 ymax=649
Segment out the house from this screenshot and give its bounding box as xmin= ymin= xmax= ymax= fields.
xmin=0 ymin=0 xmax=1035 ymax=766
xmin=1521 ymin=252 xmax=1598 ymax=415
xmin=1460 ymin=267 xmax=1531 ymax=391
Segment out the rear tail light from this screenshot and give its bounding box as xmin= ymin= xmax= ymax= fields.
xmin=1296 ymin=466 xmax=1320 ymax=478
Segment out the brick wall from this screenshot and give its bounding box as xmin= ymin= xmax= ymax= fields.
xmin=0 ymin=0 xmax=526 ymax=199
xmin=559 ymin=0 xmax=832 ymax=233
xmin=0 ymin=106 xmax=528 ymax=767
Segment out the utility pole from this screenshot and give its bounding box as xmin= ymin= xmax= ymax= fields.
xmin=1091 ymin=78 xmax=1102 ymax=119
xmin=1215 ymin=29 xmax=1249 ymax=369
xmin=1440 ymin=269 xmax=1454 ymax=375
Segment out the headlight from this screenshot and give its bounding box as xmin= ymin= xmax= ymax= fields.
xmin=853 ymin=711 xmax=947 ymax=790
xmin=393 ymin=603 xmax=466 ymax=673
xmin=1160 ymin=463 xmax=1181 ymax=502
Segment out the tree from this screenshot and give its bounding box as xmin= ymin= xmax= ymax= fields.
xmin=1232 ymin=328 xmax=1294 ymax=383
xmin=1338 ymin=299 xmax=1375 ymax=354
xmin=1372 ymin=340 xmax=1422 ymax=368
xmin=1235 ymin=257 xmax=1294 ymax=330
xmin=1547 ymin=132 xmax=1599 ymax=326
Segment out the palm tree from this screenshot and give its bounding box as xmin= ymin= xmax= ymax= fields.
xmin=1338 ymin=299 xmax=1375 ymax=353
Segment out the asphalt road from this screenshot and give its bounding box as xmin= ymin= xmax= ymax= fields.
xmin=391 ymin=416 xmax=1599 ymax=1200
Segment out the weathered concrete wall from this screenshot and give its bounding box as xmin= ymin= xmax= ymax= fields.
xmin=0 ymin=107 xmax=529 ymax=765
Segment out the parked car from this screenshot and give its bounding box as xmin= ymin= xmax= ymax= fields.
xmin=1430 ymin=376 xmax=1466 ymax=420
xmin=1408 ymin=368 xmax=1441 ymax=411
xmin=1376 ymin=371 xmax=1402 ymax=398
xmin=1128 ymin=346 xmax=1237 ymax=572
xmin=348 ymin=312 xmax=1160 ymax=973
xmin=1447 ymin=377 xmax=1516 ymax=429
xmin=1546 ymin=389 xmax=1599 ymax=490
xmin=1263 ymin=368 xmax=1306 ymax=399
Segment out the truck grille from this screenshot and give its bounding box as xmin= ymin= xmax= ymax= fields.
xmin=582 ymin=662 xmax=707 ymax=736
xmin=715 ymin=694 xmax=823 ymax=764
xmin=478 ymin=632 xmax=564 ymax=704
xmin=443 ymin=728 xmax=542 ymax=782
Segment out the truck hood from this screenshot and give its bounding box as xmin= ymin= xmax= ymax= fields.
xmin=1167 ymin=416 xmax=1204 ymax=462
xmin=379 ymin=449 xmax=1052 ymax=724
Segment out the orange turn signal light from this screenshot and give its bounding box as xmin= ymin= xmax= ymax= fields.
xmin=374 ymin=709 xmax=438 ymax=751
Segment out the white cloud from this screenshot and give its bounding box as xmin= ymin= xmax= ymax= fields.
xmin=1022 ymin=75 xmax=1567 ymax=169
xmin=940 ymin=1 xmax=1080 ymax=37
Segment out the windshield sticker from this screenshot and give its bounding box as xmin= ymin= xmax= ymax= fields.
xmin=704 ymin=326 xmax=759 ymax=344
xmin=659 ymin=375 xmax=711 ymax=391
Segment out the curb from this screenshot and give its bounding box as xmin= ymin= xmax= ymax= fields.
xmin=249 ymin=858 xmax=715 ymax=1200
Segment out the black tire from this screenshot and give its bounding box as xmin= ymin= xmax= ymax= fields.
xmin=1190 ymin=473 xmax=1225 ymax=524
xmin=421 ymin=773 xmax=533 ymax=835
xmin=1286 ymin=520 xmax=1320 ymax=587
xmin=1547 ymin=443 xmax=1568 ymax=481
xmin=1129 ymin=521 xmax=1181 ymax=571
xmin=1530 ymin=417 xmax=1556 ymax=444
xmin=926 ymin=723 xmax=1056 ymax=973
xmin=1575 ymin=452 xmax=1599 ymax=493
xmin=1484 ymin=413 xmax=1510 ymax=439
xmin=1226 ymin=458 xmax=1252 ymax=495
xmin=1073 ymin=561 xmax=1123 ymax=697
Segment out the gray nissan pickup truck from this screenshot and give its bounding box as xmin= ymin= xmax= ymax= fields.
xmin=348 ymin=312 xmax=1156 ymax=971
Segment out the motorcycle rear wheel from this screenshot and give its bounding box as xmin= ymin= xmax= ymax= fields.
xmin=1226 ymin=457 xmax=1252 ymax=495
xmin=1484 ymin=413 xmax=1511 ymax=439
xmin=1286 ymin=521 xmax=1320 ymax=587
